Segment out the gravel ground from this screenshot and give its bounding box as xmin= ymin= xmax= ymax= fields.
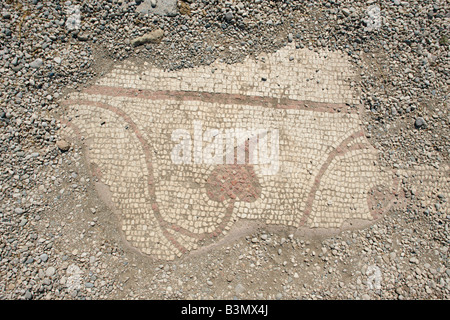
xmin=0 ymin=0 xmax=448 ymax=300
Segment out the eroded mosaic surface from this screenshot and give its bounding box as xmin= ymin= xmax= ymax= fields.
xmin=59 ymin=44 xmax=440 ymax=260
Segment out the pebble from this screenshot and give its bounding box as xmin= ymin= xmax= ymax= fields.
xmin=415 ymin=117 xmax=426 ymax=128
xmin=410 ymin=257 xmax=419 ymax=264
xmin=56 ymin=139 xmax=71 ymax=151
xmin=40 ymin=253 xmax=49 ymax=263
xmin=24 ymin=291 xmax=32 ymax=300
xmin=77 ymin=33 xmax=90 ymax=41
xmin=29 ymin=58 xmax=43 ymax=69
xmin=225 ymin=12 xmax=234 ymax=22
xmin=288 ymin=33 xmax=293 ymax=43
xmin=46 ymin=267 xmax=56 ymax=277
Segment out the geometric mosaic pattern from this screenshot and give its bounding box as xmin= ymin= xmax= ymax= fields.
xmin=60 ymin=44 xmax=405 ymax=260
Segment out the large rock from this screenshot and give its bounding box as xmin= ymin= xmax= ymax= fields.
xmin=131 ymin=29 xmax=164 ymax=47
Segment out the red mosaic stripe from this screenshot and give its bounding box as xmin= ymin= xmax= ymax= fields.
xmin=83 ymin=85 xmax=358 ymax=114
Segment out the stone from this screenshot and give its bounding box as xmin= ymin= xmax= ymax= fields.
xmin=178 ymin=1 xmax=191 ymax=15
xmin=415 ymin=117 xmax=426 ymax=128
xmin=30 ymin=58 xmax=43 ymax=68
xmin=225 ymin=12 xmax=234 ymax=22
xmin=77 ymin=33 xmax=89 ymax=41
xmin=288 ymin=33 xmax=293 ymax=43
xmin=131 ymin=29 xmax=164 ymax=47
xmin=56 ymin=139 xmax=70 ymax=151
xmin=40 ymin=253 xmax=49 ymax=262
xmin=46 ymin=266 xmax=56 ymax=277
xmin=410 ymin=257 xmax=419 ymax=264
xmin=24 ymin=291 xmax=32 ymax=300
